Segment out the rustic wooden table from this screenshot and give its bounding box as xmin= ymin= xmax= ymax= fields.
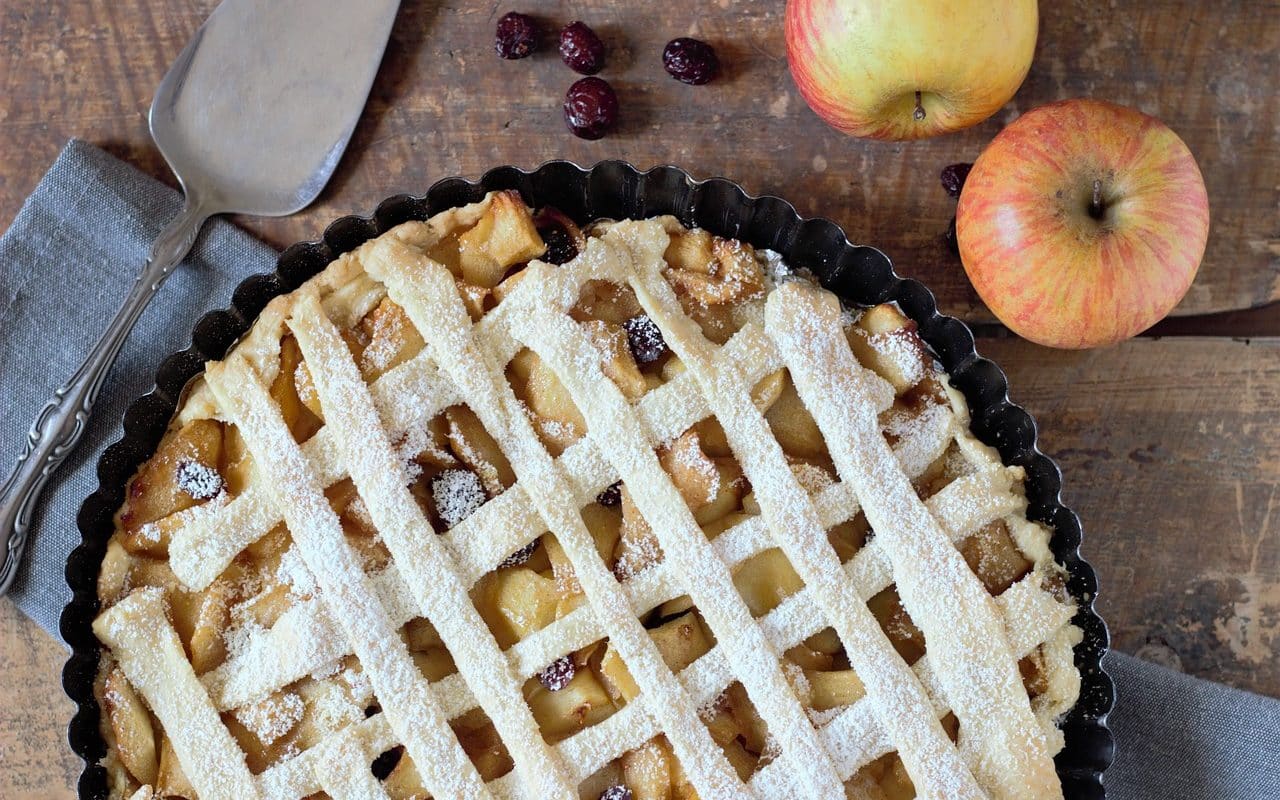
xmin=1 ymin=2 xmax=1276 ymax=797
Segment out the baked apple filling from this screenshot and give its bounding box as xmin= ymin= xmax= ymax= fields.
xmin=94 ymin=191 xmax=1080 ymax=800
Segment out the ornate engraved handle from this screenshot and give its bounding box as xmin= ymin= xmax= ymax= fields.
xmin=0 ymin=202 xmax=209 ymax=595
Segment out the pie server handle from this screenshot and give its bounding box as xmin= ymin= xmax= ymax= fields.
xmin=0 ymin=202 xmax=209 ymax=596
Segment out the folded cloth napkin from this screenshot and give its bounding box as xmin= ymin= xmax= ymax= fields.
xmin=2 ymin=140 xmax=1277 ymax=799
xmin=0 ymin=139 xmax=277 ymax=627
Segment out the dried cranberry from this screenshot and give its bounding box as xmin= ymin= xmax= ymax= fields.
xmin=563 ymin=77 xmax=618 ymax=140
xmin=431 ymin=468 xmax=487 ymax=529
xmin=495 ymin=12 xmax=538 ymax=59
xmin=559 ymin=21 xmax=605 ymax=75
xmin=662 ymin=37 xmax=719 ymax=85
xmin=940 ymin=163 xmax=973 ymax=199
xmin=600 ymin=786 xmax=633 ymax=800
xmin=622 ymin=315 xmax=667 ymax=364
xmin=539 ymin=223 xmax=578 ymax=264
xmin=535 ymin=207 xmax=584 ymax=264
xmin=370 ymin=747 xmax=403 ymax=779
xmin=538 ymin=655 xmax=576 ymax=691
xmin=596 ymin=481 xmax=622 ymax=507
xmin=498 ymin=540 xmax=538 ymax=569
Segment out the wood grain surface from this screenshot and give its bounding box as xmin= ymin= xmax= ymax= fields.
xmin=1 ymin=337 xmax=1277 ymax=798
xmin=2 ymin=0 xmax=1278 ymax=797
xmin=1 ymin=1 xmax=1277 ymax=323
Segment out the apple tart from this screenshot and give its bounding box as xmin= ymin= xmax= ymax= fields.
xmin=92 ymin=190 xmax=1082 ymax=800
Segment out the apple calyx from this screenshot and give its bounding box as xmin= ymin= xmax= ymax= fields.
xmin=912 ymin=91 xmax=926 ymax=121
xmin=1088 ymin=178 xmax=1106 ymax=221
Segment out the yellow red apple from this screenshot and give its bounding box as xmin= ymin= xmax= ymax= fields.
xmin=784 ymin=0 xmax=1038 ymax=140
xmin=956 ymin=99 xmax=1210 ymax=349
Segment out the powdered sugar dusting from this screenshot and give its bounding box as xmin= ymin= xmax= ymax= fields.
xmin=277 ymin=546 xmax=318 ymax=597
xmin=766 ymin=282 xmax=1061 ymax=797
xmin=431 ymin=468 xmax=487 ymax=528
xmin=175 ymin=459 xmax=224 ymax=501
xmin=234 ymin=691 xmax=305 ymax=746
xmin=100 ymin=209 xmax=1079 ymax=800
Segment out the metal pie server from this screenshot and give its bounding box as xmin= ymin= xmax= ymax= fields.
xmin=0 ymin=0 xmax=400 ymax=594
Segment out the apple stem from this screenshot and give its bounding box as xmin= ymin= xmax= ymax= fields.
xmin=1089 ymin=178 xmax=1105 ymax=220
xmin=913 ymin=91 xmax=926 ymax=121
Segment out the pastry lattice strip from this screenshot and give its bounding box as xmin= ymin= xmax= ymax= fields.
xmin=246 ymin=571 xmax=1067 ymax=800
xmin=513 ymin=230 xmax=984 ymax=796
xmin=241 ymin=220 xmax=1070 ymax=793
xmin=197 ymin=261 xmax=924 ymax=710
xmin=366 ymin=233 xmax=758 ymax=795
xmin=761 ymin=278 xmax=1061 ymax=797
xmin=167 ymin=248 xmax=775 ymax=590
xmin=101 ymin=207 xmax=1076 ymax=799
xmin=201 ymin=402 xmax=954 ymax=712
xmin=204 ymin=353 xmax=499 ymax=798
xmin=285 ymin=289 xmax=577 ymax=795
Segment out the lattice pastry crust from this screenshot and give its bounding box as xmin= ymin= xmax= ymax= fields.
xmin=93 ymin=191 xmax=1082 ymax=800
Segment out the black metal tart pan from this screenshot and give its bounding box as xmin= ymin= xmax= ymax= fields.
xmin=62 ymin=160 xmax=1115 ymax=798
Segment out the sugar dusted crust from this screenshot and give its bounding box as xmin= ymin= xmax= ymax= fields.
xmin=94 ymin=191 xmax=1081 ymax=800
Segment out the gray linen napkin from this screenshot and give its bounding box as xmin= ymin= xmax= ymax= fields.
xmin=0 ymin=139 xmax=276 ymax=628
xmin=2 ymin=140 xmax=1277 ymax=798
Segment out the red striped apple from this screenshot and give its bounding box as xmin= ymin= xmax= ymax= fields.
xmin=956 ymin=99 xmax=1210 ymax=349
xmin=785 ymin=0 xmax=1038 ymax=140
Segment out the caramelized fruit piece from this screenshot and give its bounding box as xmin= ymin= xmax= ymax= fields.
xmin=827 ymin=514 xmax=871 ymax=562
xmin=584 ymin=319 xmax=648 ymax=399
xmin=622 ymin=738 xmax=672 ymax=800
xmin=664 ymin=229 xmax=715 ymax=274
xmin=614 ymin=487 xmax=663 ymax=579
xmin=723 ymin=681 xmax=770 ymax=754
xmin=272 ymin=335 xmax=323 ymax=442
xmin=155 ymin=733 xmax=195 ymax=797
xmin=733 ymin=548 xmax=804 ymax=617
xmin=805 ymin=668 xmax=866 ymax=711
xmin=846 ymin=304 xmax=930 ymax=394
xmin=658 ymin=430 xmax=719 ymax=509
xmin=526 ymin=664 xmax=616 ymax=741
xmin=120 ymin=418 xmax=224 ymax=536
xmin=1020 ymin=648 xmax=1052 ymax=697
xmin=384 ymin=750 xmax=428 ymax=798
xmin=508 ymin=348 xmax=587 ymax=455
xmin=453 ymin=709 xmax=515 ymax=780
xmin=581 ymin=503 xmax=623 ymax=570
xmin=656 ymin=429 xmax=746 ymax=527
xmin=598 ymin=643 xmax=639 ymax=704
xmin=867 ymin=587 xmax=926 ymax=665
xmin=665 ymin=235 xmax=764 ymax=306
xmin=103 ymin=667 xmax=158 ymax=786
xmin=356 ymin=298 xmax=426 ymax=381
xmin=189 ymin=579 xmax=232 ymax=674
xmin=572 ymin=280 xmax=643 ymax=326
xmin=457 ymin=191 xmax=546 ymax=288
xmin=678 ymin=294 xmax=738 ymax=344
xmin=959 ymin=519 xmax=1033 ymax=595
xmin=764 ymin=374 xmax=826 ymax=458
xmin=785 ymin=641 xmax=834 ymax=671
xmin=472 ymin=567 xmax=560 ymax=649
xmin=648 ymin=611 xmax=715 ymax=672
